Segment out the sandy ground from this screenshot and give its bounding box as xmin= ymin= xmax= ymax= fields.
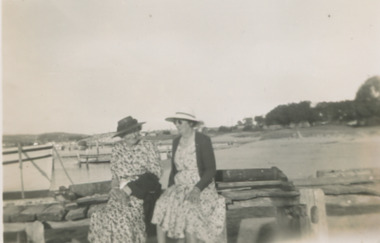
xmin=212 ymin=126 xmax=380 ymax=180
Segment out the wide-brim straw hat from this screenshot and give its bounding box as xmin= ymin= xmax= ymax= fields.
xmin=112 ymin=116 xmax=145 ymax=138
xmin=165 ymin=111 xmax=203 ymax=125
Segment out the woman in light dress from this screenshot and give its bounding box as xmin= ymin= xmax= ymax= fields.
xmin=152 ymin=111 xmax=226 ymax=243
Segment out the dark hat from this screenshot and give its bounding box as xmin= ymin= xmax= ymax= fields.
xmin=112 ymin=116 xmax=145 ymax=138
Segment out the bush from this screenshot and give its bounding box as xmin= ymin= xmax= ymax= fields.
xmin=218 ymin=126 xmax=233 ymax=133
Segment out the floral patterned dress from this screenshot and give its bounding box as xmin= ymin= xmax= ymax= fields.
xmin=152 ymin=137 xmax=226 ymax=242
xmin=88 ymin=139 xmax=161 ymax=243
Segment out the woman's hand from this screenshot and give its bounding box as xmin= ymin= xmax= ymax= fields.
xmin=110 ymin=187 xmax=122 ymax=201
xmin=110 ymin=188 xmax=130 ymax=204
xmin=185 ymin=187 xmax=201 ymax=204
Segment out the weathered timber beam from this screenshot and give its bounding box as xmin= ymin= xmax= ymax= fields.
xmin=325 ymin=194 xmax=380 ymax=207
xmin=216 ymin=167 xmax=288 ymax=182
xmin=45 ymin=218 xmax=90 ymax=229
xmin=293 ymin=175 xmax=379 ymax=187
xmin=76 ymin=194 xmax=109 ymax=205
xmin=221 ymin=189 xmax=299 ymax=201
xmin=325 ymin=195 xmax=380 ymax=215
xmin=3 ymin=222 xmax=28 ymax=233
xmin=227 ymin=197 xmax=299 ymax=209
xmin=216 ymin=180 xmax=287 ymax=189
xmin=319 ymin=184 xmax=380 ymax=196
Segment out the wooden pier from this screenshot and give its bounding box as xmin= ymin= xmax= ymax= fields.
xmin=3 ymin=167 xmax=380 ymax=243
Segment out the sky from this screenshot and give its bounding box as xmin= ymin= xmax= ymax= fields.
xmin=2 ymin=0 xmax=380 ymax=135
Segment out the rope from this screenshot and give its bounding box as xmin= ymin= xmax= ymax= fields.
xmin=53 ymin=146 xmax=75 ymax=185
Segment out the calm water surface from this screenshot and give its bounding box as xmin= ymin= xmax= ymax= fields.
xmin=51 ymin=157 xmax=112 ymax=190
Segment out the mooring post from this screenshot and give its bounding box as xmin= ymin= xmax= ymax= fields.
xmin=18 ymin=144 xmax=25 ymax=199
xmin=298 ymin=188 xmax=328 ymax=242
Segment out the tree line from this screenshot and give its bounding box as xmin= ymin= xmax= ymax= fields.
xmin=222 ymin=76 xmax=380 ymax=132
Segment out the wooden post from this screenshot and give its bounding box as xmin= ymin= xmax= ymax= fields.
xmin=4 ymin=222 xmax=45 ymax=243
xmin=86 ymin=148 xmax=89 ymax=168
xmin=18 ymin=144 xmax=25 ymax=199
xmin=25 ymin=221 xmax=45 ymax=243
xmin=298 ymin=188 xmax=328 ymax=242
xmin=96 ymin=140 xmax=99 ymax=160
xmin=53 ymin=146 xmax=74 ymax=185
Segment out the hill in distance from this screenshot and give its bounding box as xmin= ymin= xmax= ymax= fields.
xmin=2 ymin=132 xmax=89 ymax=147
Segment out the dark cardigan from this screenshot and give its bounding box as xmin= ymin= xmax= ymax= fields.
xmin=126 ymin=172 xmax=161 ymax=233
xmin=168 ymin=132 xmax=216 ymax=191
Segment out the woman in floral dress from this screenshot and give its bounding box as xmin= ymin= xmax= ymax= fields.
xmin=88 ymin=116 xmax=162 ymax=243
xmin=152 ymin=111 xmax=226 ymax=243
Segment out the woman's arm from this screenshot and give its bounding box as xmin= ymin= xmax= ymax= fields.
xmin=195 ymin=135 xmax=216 ymax=191
xmin=167 ymin=138 xmax=179 ymax=188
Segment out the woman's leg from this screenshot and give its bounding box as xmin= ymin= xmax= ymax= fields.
xmin=156 ymin=225 xmax=166 ymax=243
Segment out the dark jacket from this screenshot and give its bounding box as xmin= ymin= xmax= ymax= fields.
xmin=127 ymin=172 xmax=161 ymax=233
xmin=168 ymin=132 xmax=216 ymax=191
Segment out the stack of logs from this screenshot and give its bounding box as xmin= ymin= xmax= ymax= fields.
xmin=215 ymin=167 xmax=380 ymax=243
xmin=3 ymin=181 xmax=112 ymax=243
xmin=216 ymin=167 xmax=327 ymax=243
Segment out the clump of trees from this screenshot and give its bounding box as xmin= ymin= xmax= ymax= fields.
xmin=262 ymin=76 xmax=380 ymax=127
xmin=218 ymin=76 xmax=380 ymax=132
xmin=263 ymin=76 xmax=380 ymax=127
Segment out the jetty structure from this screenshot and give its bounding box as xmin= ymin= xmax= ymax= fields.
xmin=3 ymin=161 xmax=380 ymax=242
xmin=2 ymin=144 xmax=74 ymax=200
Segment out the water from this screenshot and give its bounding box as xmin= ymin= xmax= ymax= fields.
xmin=51 ymin=157 xmax=112 ymax=190
xmin=50 ymin=143 xmax=173 ymax=190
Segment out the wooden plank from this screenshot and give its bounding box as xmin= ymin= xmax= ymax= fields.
xmin=2 ymin=145 xmax=53 ymax=155
xmin=69 ymin=181 xmax=111 ymax=197
xmin=64 ymin=202 xmax=79 ymax=211
xmin=3 ymin=197 xmax=57 ymax=207
xmin=45 ymin=218 xmax=90 ymax=229
xmin=220 ymin=189 xmax=299 ymax=201
xmin=217 ymin=180 xmax=287 ymax=189
xmin=3 ymin=223 xmax=27 ymax=233
xmin=3 ymin=206 xmax=25 ymax=223
xmin=13 ymin=205 xmax=48 ymax=222
xmin=76 ymin=194 xmax=109 ymax=206
xmin=37 ymin=204 xmax=66 ymax=221
xmin=319 ymin=184 xmax=380 ymax=196
xmin=3 ymin=154 xmax=53 ymax=165
xmin=227 ymin=197 xmax=299 ymax=209
xmin=325 ymin=195 xmax=380 ymax=216
xmin=216 ymin=167 xmax=288 ymax=182
xmin=65 ymin=207 xmax=88 ymax=221
xmin=325 ymin=194 xmax=380 ymax=208
xmin=293 ymin=175 xmax=379 ymax=187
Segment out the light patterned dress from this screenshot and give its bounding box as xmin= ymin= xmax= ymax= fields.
xmin=152 ymin=138 xmax=226 ymax=242
xmin=88 ymin=139 xmax=161 ymax=243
